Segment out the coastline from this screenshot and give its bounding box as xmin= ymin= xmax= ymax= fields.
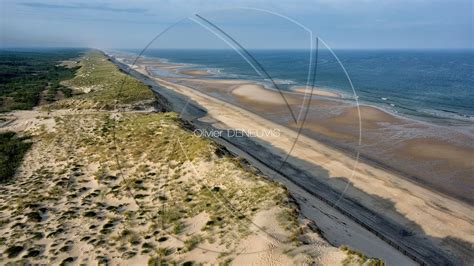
xmin=111 ymin=53 xmax=474 ymax=264
xmin=118 ymin=54 xmax=474 ymax=203
xmin=2 ymin=51 xmax=363 ymax=265
xmin=165 ymin=69 xmax=474 ymax=203
xmin=116 ymin=50 xmax=474 ymax=128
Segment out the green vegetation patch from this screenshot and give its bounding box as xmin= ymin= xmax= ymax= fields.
xmin=340 ymin=245 xmax=385 ymax=266
xmin=113 ymin=113 xmax=212 ymax=163
xmin=50 ymin=50 xmax=154 ymax=110
xmin=0 ymin=132 xmax=32 ymax=182
xmin=0 ymin=49 xmax=83 ymax=112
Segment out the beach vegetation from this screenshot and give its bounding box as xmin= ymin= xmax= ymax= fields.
xmin=184 ymin=234 xmax=202 ymax=251
xmin=0 ymin=132 xmax=32 ymax=182
xmin=48 ymin=50 xmax=154 ymax=110
xmin=340 ymin=245 xmax=385 ymax=265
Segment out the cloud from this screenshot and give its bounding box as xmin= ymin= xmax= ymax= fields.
xmin=19 ymin=2 xmax=147 ymax=14
xmin=4 ymin=0 xmax=472 ymax=49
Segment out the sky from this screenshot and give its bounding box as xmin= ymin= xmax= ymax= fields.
xmin=1 ymin=0 xmax=473 ymax=49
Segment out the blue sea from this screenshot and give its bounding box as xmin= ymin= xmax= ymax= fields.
xmin=130 ymin=49 xmax=474 ymax=126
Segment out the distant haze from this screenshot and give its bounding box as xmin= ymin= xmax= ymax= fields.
xmin=1 ymin=0 xmax=472 ymax=49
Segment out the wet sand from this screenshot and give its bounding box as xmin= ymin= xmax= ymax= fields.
xmin=180 ymin=69 xmax=211 ymax=76
xmin=169 ymin=76 xmax=474 ymax=204
xmin=291 ymin=86 xmax=342 ymax=98
xmin=115 ymin=55 xmax=474 ymax=264
xmin=232 ymin=84 xmax=299 ymax=105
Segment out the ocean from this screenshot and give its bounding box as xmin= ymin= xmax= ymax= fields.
xmin=128 ymin=49 xmax=474 ymax=126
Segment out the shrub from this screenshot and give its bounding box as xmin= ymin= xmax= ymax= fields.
xmin=0 ymin=132 xmax=31 ymax=182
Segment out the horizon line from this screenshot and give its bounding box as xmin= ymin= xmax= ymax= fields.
xmin=1 ymin=46 xmax=473 ymax=51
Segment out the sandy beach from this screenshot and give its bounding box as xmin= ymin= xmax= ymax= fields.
xmin=119 ymin=55 xmax=474 ymax=264
xmin=171 ymin=73 xmax=474 ymax=204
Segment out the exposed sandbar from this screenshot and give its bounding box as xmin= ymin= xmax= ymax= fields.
xmin=291 ymin=86 xmax=341 ymax=98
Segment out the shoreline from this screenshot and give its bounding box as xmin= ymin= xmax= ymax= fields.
xmin=107 ymin=51 xmax=474 ymax=128
xmin=112 ymin=55 xmax=474 ymax=264
xmin=163 ymin=70 xmax=474 ymax=204
xmin=186 ymin=76 xmax=471 ymax=205
xmin=120 ymin=56 xmax=474 ymax=204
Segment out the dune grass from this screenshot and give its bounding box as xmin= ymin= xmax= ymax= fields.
xmin=340 ymin=245 xmax=385 ymax=266
xmin=49 ymin=50 xmax=154 ymax=110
